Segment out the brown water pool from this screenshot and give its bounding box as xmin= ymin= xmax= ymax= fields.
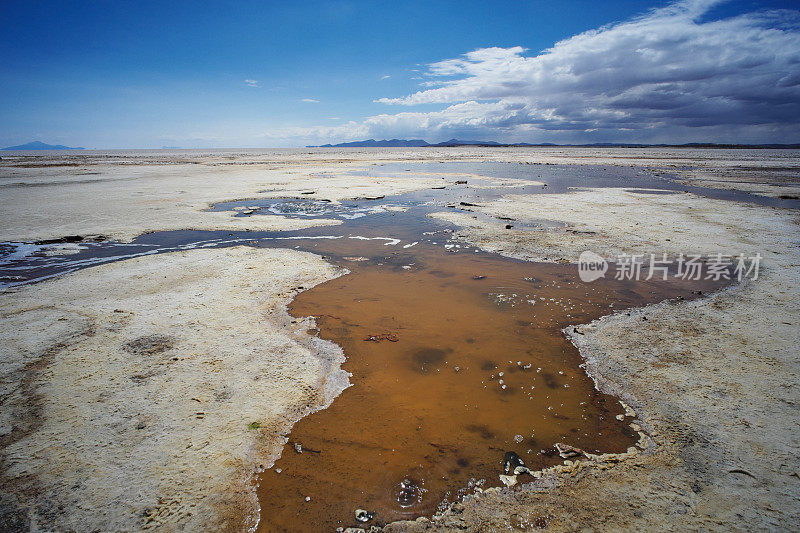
xmin=256 ymin=243 xmax=727 ymax=532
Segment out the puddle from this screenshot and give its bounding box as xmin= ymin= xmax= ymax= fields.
xmin=353 ymin=161 xmax=800 ymax=208
xmin=0 ymin=162 xmax=743 ymax=530
xmin=254 ymin=243 xmax=727 ymax=532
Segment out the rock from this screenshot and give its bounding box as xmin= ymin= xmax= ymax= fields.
xmin=555 ymin=442 xmax=584 ymax=459
xmin=499 ymin=474 xmax=517 ymax=487
xmin=504 ymin=451 xmax=526 ymax=474
xmin=355 ymin=509 xmax=375 ymax=522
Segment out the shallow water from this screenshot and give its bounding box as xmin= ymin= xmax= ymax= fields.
xmin=254 ymin=241 xmax=727 ymax=532
xmin=1 ymin=162 xmax=791 ymax=288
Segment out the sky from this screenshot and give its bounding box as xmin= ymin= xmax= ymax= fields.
xmin=1 ymin=0 xmax=799 ymax=148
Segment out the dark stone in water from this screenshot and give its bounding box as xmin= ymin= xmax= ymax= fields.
xmin=503 ymin=451 xmax=525 ymax=475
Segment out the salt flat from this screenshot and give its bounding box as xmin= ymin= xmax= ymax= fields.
xmin=0 ymin=148 xmax=798 ymax=531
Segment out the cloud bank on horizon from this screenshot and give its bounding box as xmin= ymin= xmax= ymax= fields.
xmin=279 ymin=0 xmax=800 ymax=145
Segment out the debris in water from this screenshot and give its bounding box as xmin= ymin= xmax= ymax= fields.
xmin=355 ymin=509 xmax=375 ymax=522
xmin=503 ymin=451 xmax=526 ymax=475
xmin=363 ymin=333 xmax=399 ymax=342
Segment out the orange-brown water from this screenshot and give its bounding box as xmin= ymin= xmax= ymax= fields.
xmin=256 ymin=244 xmax=726 ymax=532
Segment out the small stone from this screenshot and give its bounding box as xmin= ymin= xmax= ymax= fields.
xmin=503 ymin=451 xmax=526 ymax=474
xmin=355 ymin=509 xmax=375 ymax=523
xmin=499 ymin=474 xmax=517 ymax=487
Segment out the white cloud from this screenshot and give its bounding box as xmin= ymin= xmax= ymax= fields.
xmin=244 ymin=79 xmax=259 ymax=87
xmin=381 ymin=75 xmax=391 ymax=80
xmin=301 ymin=98 xmax=320 ymax=103
xmin=294 ymin=0 xmax=800 ymax=144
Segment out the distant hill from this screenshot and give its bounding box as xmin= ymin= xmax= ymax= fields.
xmin=308 ymin=138 xmax=800 ymax=149
xmin=309 ymin=138 xmax=505 ymax=148
xmin=312 ymin=138 xmax=430 ymax=148
xmin=1 ymin=141 xmax=85 ymax=150
xmin=431 ymin=138 xmax=503 ymax=147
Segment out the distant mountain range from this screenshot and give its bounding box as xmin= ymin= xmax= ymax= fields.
xmin=310 ymin=138 xmax=501 ymax=148
xmin=309 ymin=138 xmax=800 ymax=149
xmin=1 ymin=141 xmax=85 ymax=150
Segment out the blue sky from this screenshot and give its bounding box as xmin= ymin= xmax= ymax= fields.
xmin=1 ymin=0 xmax=798 ymax=148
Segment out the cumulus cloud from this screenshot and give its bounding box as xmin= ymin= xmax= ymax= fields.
xmin=244 ymin=79 xmax=259 ymax=87
xmin=300 ymin=0 xmax=800 ymax=143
